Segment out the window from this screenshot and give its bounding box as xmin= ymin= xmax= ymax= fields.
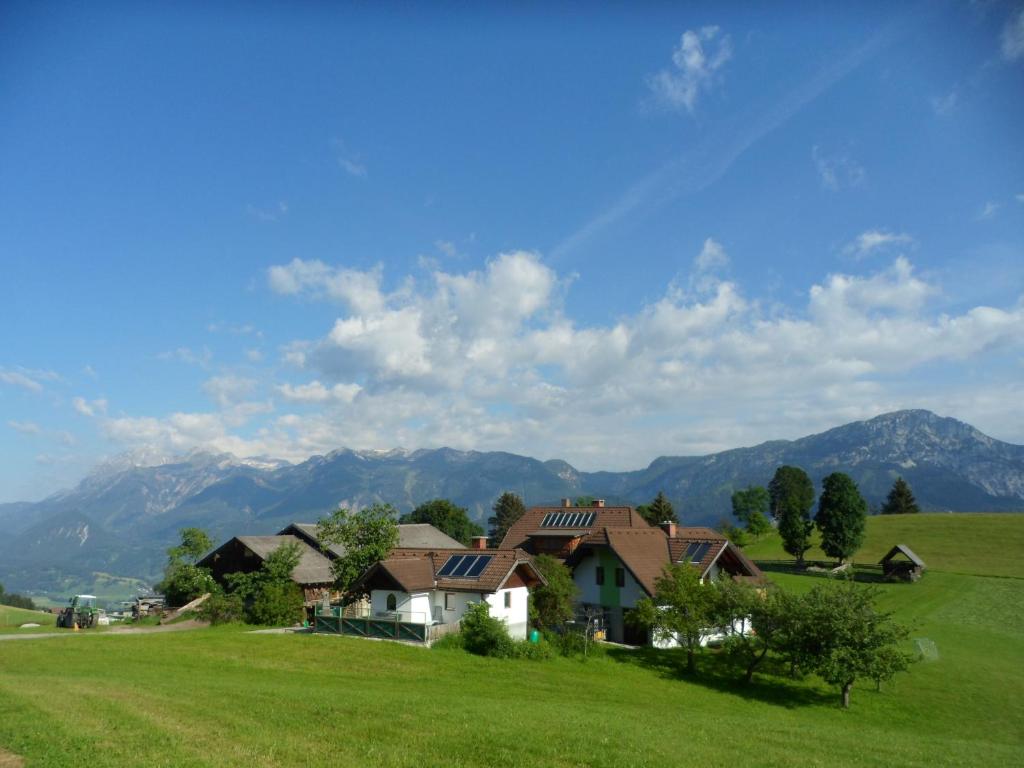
xmin=596 ymin=566 xmax=605 ymax=585
xmin=615 ymin=568 xmax=625 ymax=587
xmin=504 ymin=591 xmax=512 ymax=609
xmin=445 ymin=593 xmax=456 ymax=611
xmin=386 ymin=593 xmax=397 ymax=611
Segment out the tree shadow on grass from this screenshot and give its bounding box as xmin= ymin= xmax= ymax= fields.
xmin=605 ymin=646 xmax=835 ymax=709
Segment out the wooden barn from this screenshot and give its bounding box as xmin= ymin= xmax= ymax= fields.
xmin=879 ymin=544 xmax=926 ymax=582
xmin=198 ymin=535 xmax=337 ymax=606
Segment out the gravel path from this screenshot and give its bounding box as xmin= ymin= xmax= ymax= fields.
xmin=0 ymin=620 xmax=207 ymax=642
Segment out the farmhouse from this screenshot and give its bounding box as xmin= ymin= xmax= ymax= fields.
xmin=317 ymin=544 xmax=546 ymax=642
xmin=501 ymin=500 xmax=763 ymax=644
xmin=199 ymin=522 xmax=465 ymax=606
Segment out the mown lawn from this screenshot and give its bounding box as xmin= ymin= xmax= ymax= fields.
xmin=1 ymin=514 xmax=1022 ymax=767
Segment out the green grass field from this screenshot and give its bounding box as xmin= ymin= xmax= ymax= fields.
xmin=0 ymin=605 xmax=56 ymax=634
xmin=1 ymin=513 xmax=1022 ymax=767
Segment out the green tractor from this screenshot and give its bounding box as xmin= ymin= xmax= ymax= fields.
xmin=56 ymin=594 xmax=100 ymax=629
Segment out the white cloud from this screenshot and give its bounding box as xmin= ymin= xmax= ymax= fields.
xmin=203 ymin=375 xmax=258 ymax=408
xmin=245 ymin=348 xmax=264 ymax=363
xmin=246 ymin=201 xmax=289 ymax=222
xmin=1001 ymin=7 xmax=1024 ymax=61
xmin=73 ymin=397 xmax=108 ymax=417
xmin=0 ymin=366 xmax=59 ymax=393
xmin=332 ymin=139 xmax=367 ymax=177
xmin=977 ymin=201 xmax=1000 ymax=220
xmin=268 ymin=259 xmax=385 ymax=314
xmin=158 ymin=346 xmax=212 ymax=368
xmin=277 ymin=380 xmax=361 ymax=404
xmin=87 ymin=248 xmax=1024 ymax=470
xmin=694 ymin=238 xmax=729 ymax=273
xmin=647 ymin=26 xmax=733 ymax=113
xmin=930 ymin=87 xmax=958 ymax=115
xmin=812 ymin=145 xmax=866 ymax=191
xmin=842 ymin=230 xmax=915 ymax=259
xmin=8 ymin=419 xmax=42 ymax=435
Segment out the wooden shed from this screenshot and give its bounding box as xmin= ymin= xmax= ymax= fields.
xmin=879 ymin=544 xmax=926 ymax=582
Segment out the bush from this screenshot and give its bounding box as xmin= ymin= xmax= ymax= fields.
xmin=198 ymin=590 xmax=245 ymax=625
xmin=508 ymin=636 xmax=554 ymax=660
xmin=158 ymin=563 xmax=217 ymax=608
xmin=461 ymin=601 xmax=514 ymax=657
xmin=249 ymin=580 xmax=305 ymax=627
xmin=430 ymin=632 xmax=465 ymax=652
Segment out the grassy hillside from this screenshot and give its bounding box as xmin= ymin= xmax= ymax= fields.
xmin=0 ymin=605 xmax=55 ymax=631
xmin=744 ymin=512 xmax=1024 ymax=578
xmin=0 ymin=514 xmax=1022 ymax=767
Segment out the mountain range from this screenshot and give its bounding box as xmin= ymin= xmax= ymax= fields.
xmin=1 ymin=409 xmax=1022 ymax=599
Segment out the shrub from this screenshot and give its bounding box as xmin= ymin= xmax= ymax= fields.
xmin=249 ymin=580 xmax=305 ymax=627
xmin=460 ymin=601 xmax=514 ymax=657
xmin=198 ymin=590 xmax=244 ymax=625
xmin=158 ymin=563 xmax=217 ymax=608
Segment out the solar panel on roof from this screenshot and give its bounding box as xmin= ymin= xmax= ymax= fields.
xmin=687 ymin=542 xmax=712 ymax=563
xmin=540 ymin=510 xmax=597 ymax=528
xmin=450 ymin=555 xmax=476 ymax=577
xmin=437 ymin=554 xmax=493 ymax=579
xmin=437 ymin=555 xmax=466 ymax=577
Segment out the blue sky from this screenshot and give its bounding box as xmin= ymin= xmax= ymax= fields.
xmin=1 ymin=1 xmax=1023 ymax=501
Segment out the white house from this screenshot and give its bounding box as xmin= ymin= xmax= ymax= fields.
xmin=353 ymin=545 xmax=545 ymax=640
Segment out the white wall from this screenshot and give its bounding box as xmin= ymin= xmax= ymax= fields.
xmin=370 ymin=590 xmax=432 ymax=623
xmin=371 ymin=586 xmax=529 ymax=639
xmin=484 ymin=586 xmax=530 ymax=640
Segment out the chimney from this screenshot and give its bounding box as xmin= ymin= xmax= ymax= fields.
xmin=661 ymin=521 xmax=677 ymax=538
xmin=592 ymin=499 xmax=605 ymax=508
xmin=471 ymin=536 xmax=489 ymax=550
xmin=561 ymin=497 xmax=572 ymax=508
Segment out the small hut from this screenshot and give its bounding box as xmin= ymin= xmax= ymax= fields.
xmin=879 ymin=544 xmax=926 ymax=582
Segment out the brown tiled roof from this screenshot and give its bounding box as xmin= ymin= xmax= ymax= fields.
xmin=499 ymin=505 xmax=651 ymax=550
xmin=360 ymin=547 xmax=544 ymax=594
xmin=572 ymin=526 xmax=762 ymax=596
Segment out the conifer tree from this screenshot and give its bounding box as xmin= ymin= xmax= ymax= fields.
xmin=881 ymin=477 xmax=920 ymax=515
xmin=816 ymin=472 xmax=867 ymax=564
xmin=488 ymin=492 xmax=526 ymax=547
xmin=768 ymin=466 xmax=815 ymax=566
xmin=639 ymin=491 xmax=678 ymax=525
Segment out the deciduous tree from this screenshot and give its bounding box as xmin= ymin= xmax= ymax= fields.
xmin=317 ymin=503 xmax=400 ymax=602
xmin=631 ymin=564 xmax=715 ymax=673
xmin=816 ymin=472 xmax=867 ymax=564
xmin=731 ymin=485 xmax=771 ymax=538
xmin=529 ymin=555 xmax=578 ymax=630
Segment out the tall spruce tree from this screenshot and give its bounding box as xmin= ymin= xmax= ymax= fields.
xmin=639 ymin=491 xmax=678 ymax=525
xmin=768 ymin=466 xmax=816 ymax=567
xmin=816 ymin=472 xmax=867 ymax=564
xmin=881 ymin=477 xmax=920 ymax=515
xmin=488 ymin=492 xmax=526 ymax=547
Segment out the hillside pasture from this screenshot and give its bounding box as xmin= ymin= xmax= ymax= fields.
xmin=743 ymin=512 xmax=1024 ymax=578
xmin=0 ymin=514 xmax=1022 ymax=767
xmin=0 ymin=605 xmax=55 ymax=634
